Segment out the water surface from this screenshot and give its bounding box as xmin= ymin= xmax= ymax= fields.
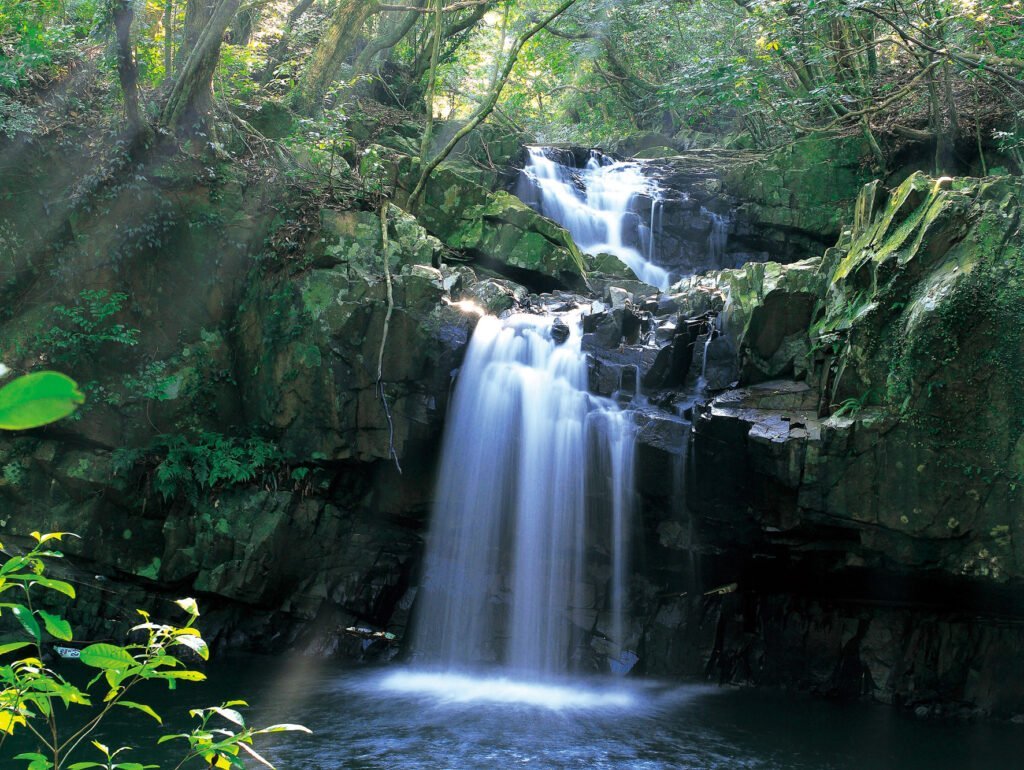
xmin=125 ymin=659 xmax=1024 ymax=770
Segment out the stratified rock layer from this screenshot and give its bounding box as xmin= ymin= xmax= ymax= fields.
xmin=654 ymin=173 xmax=1024 ymax=717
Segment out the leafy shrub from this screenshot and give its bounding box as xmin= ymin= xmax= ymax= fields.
xmin=35 ymin=291 xmax=140 ymax=365
xmin=0 ymin=371 xmax=308 ymax=767
xmin=0 ymin=534 xmax=309 ymax=769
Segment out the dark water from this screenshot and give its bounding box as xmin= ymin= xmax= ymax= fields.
xmin=75 ymin=657 xmax=1024 ymax=770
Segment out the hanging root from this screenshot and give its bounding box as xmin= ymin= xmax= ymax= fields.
xmin=376 ymin=202 xmax=402 ymax=474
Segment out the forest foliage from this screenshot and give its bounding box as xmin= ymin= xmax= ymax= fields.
xmin=0 ymin=0 xmax=1021 ymax=173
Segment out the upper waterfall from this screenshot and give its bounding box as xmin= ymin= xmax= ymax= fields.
xmin=515 ymin=147 xmax=671 ymax=291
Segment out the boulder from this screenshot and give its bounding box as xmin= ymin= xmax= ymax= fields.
xmin=722 ymin=134 xmax=874 ymax=257
xmin=415 ymin=166 xmax=588 ymax=290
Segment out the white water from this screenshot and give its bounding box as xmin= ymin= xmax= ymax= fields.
xmin=414 ymin=313 xmax=637 ymax=680
xmin=703 ymin=207 xmax=730 ymax=266
xmin=377 ymin=670 xmax=638 ymax=710
xmin=517 ymin=147 xmax=671 ymax=290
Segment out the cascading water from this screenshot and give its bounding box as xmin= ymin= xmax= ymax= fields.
xmin=413 ymin=313 xmax=636 ymax=678
xmin=703 ymin=207 xmax=731 ymax=267
xmin=516 ymin=147 xmax=671 ymax=291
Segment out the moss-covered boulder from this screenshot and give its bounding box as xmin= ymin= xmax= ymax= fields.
xmin=236 ymin=251 xmax=472 ymax=463
xmin=315 ymin=204 xmax=442 ymax=273
xmin=673 ymin=257 xmax=823 ymax=382
xmin=723 ymin=134 xmax=874 ymax=257
xmin=415 ymin=166 xmax=588 ymax=289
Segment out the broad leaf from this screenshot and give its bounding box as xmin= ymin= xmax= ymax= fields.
xmin=255 ymin=724 xmax=313 ymax=734
xmin=38 ymin=609 xmax=73 ymax=641
xmin=10 ymin=604 xmax=40 ymax=640
xmin=174 ymin=597 xmax=200 ymax=617
xmin=116 ymin=699 xmax=163 ymax=724
xmin=162 ymin=670 xmax=206 ymax=682
xmin=29 ymin=576 xmax=76 ymax=599
xmin=175 ymin=633 xmax=209 ymax=660
xmin=0 ymin=372 xmax=84 ymax=430
xmin=14 ymin=753 xmax=53 ymax=770
xmin=79 ymin=643 xmax=135 ymax=670
xmin=211 ymin=706 xmax=244 ymax=726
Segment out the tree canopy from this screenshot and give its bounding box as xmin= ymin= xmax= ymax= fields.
xmin=1 ymin=0 xmax=1022 ymax=171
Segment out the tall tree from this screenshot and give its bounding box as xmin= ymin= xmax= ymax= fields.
xmin=291 ymin=0 xmax=381 ymax=114
xmin=160 ymin=0 xmax=241 ymax=132
xmin=111 ymin=0 xmax=144 ymax=133
xmin=407 ymin=0 xmax=580 ymax=208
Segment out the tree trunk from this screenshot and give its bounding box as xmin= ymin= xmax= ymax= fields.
xmin=231 ymin=6 xmax=259 ymax=44
xmin=163 ymin=0 xmax=174 ymax=78
xmin=161 ymin=0 xmax=240 ymax=133
xmin=407 ymin=0 xmax=579 ymax=209
xmin=112 ymin=0 xmax=144 ymax=132
xmin=410 ymin=3 xmax=489 ymax=81
xmin=177 ymin=0 xmax=215 ymax=69
xmin=417 ymin=0 xmax=443 ymax=163
xmin=291 ymin=0 xmax=379 ymax=114
xmin=354 ymin=1 xmax=423 ymax=74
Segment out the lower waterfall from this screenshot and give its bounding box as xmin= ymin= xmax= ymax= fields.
xmin=412 ymin=313 xmax=637 ymax=678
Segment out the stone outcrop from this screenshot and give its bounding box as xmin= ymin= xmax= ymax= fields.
xmin=721 ymin=134 xmax=875 ymax=258
xmin=652 ymin=172 xmax=1024 ymax=717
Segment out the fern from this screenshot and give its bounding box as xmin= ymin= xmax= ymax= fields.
xmin=144 ymin=432 xmax=291 ymax=502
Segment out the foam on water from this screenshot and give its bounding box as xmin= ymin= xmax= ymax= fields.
xmin=376 ymin=670 xmax=639 ymax=710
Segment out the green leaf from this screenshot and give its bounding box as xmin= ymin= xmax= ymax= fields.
xmin=254 ymin=724 xmax=313 ymax=735
xmin=238 ymin=742 xmax=275 ymax=769
xmin=38 ymin=609 xmax=73 ymax=641
xmin=79 ymin=643 xmax=136 ymax=670
xmin=0 ymin=641 xmax=32 ymax=656
xmin=211 ymin=706 xmax=244 ymax=726
xmin=15 ymin=753 xmax=54 ymax=770
xmin=116 ymin=700 xmax=163 ymax=724
xmin=0 ymin=372 xmax=85 ymax=430
xmin=30 ymin=531 xmax=76 ymax=545
xmin=10 ymin=604 xmax=40 ymax=640
xmin=161 ymin=669 xmax=206 ymax=682
xmin=29 ymin=576 xmax=76 ymax=598
xmin=174 ymin=633 xmax=209 ymax=660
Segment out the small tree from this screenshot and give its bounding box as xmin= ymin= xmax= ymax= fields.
xmin=0 ymin=369 xmax=309 ymax=769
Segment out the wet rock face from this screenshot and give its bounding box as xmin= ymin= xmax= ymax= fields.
xmin=720 ymin=134 xmax=876 ymax=259
xmin=645 ymin=172 xmax=1024 ymax=716
xmin=0 ymin=133 xmax=536 ymax=657
xmin=639 ymin=583 xmax=1024 ymax=718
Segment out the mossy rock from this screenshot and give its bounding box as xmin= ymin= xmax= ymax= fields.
xmin=414 ymin=166 xmax=588 ymax=289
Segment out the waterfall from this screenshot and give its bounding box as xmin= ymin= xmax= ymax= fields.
xmin=516 ymin=147 xmax=671 ymax=291
xmin=703 ymin=207 xmax=730 ymax=267
xmin=414 ymin=313 xmax=637 ymax=678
